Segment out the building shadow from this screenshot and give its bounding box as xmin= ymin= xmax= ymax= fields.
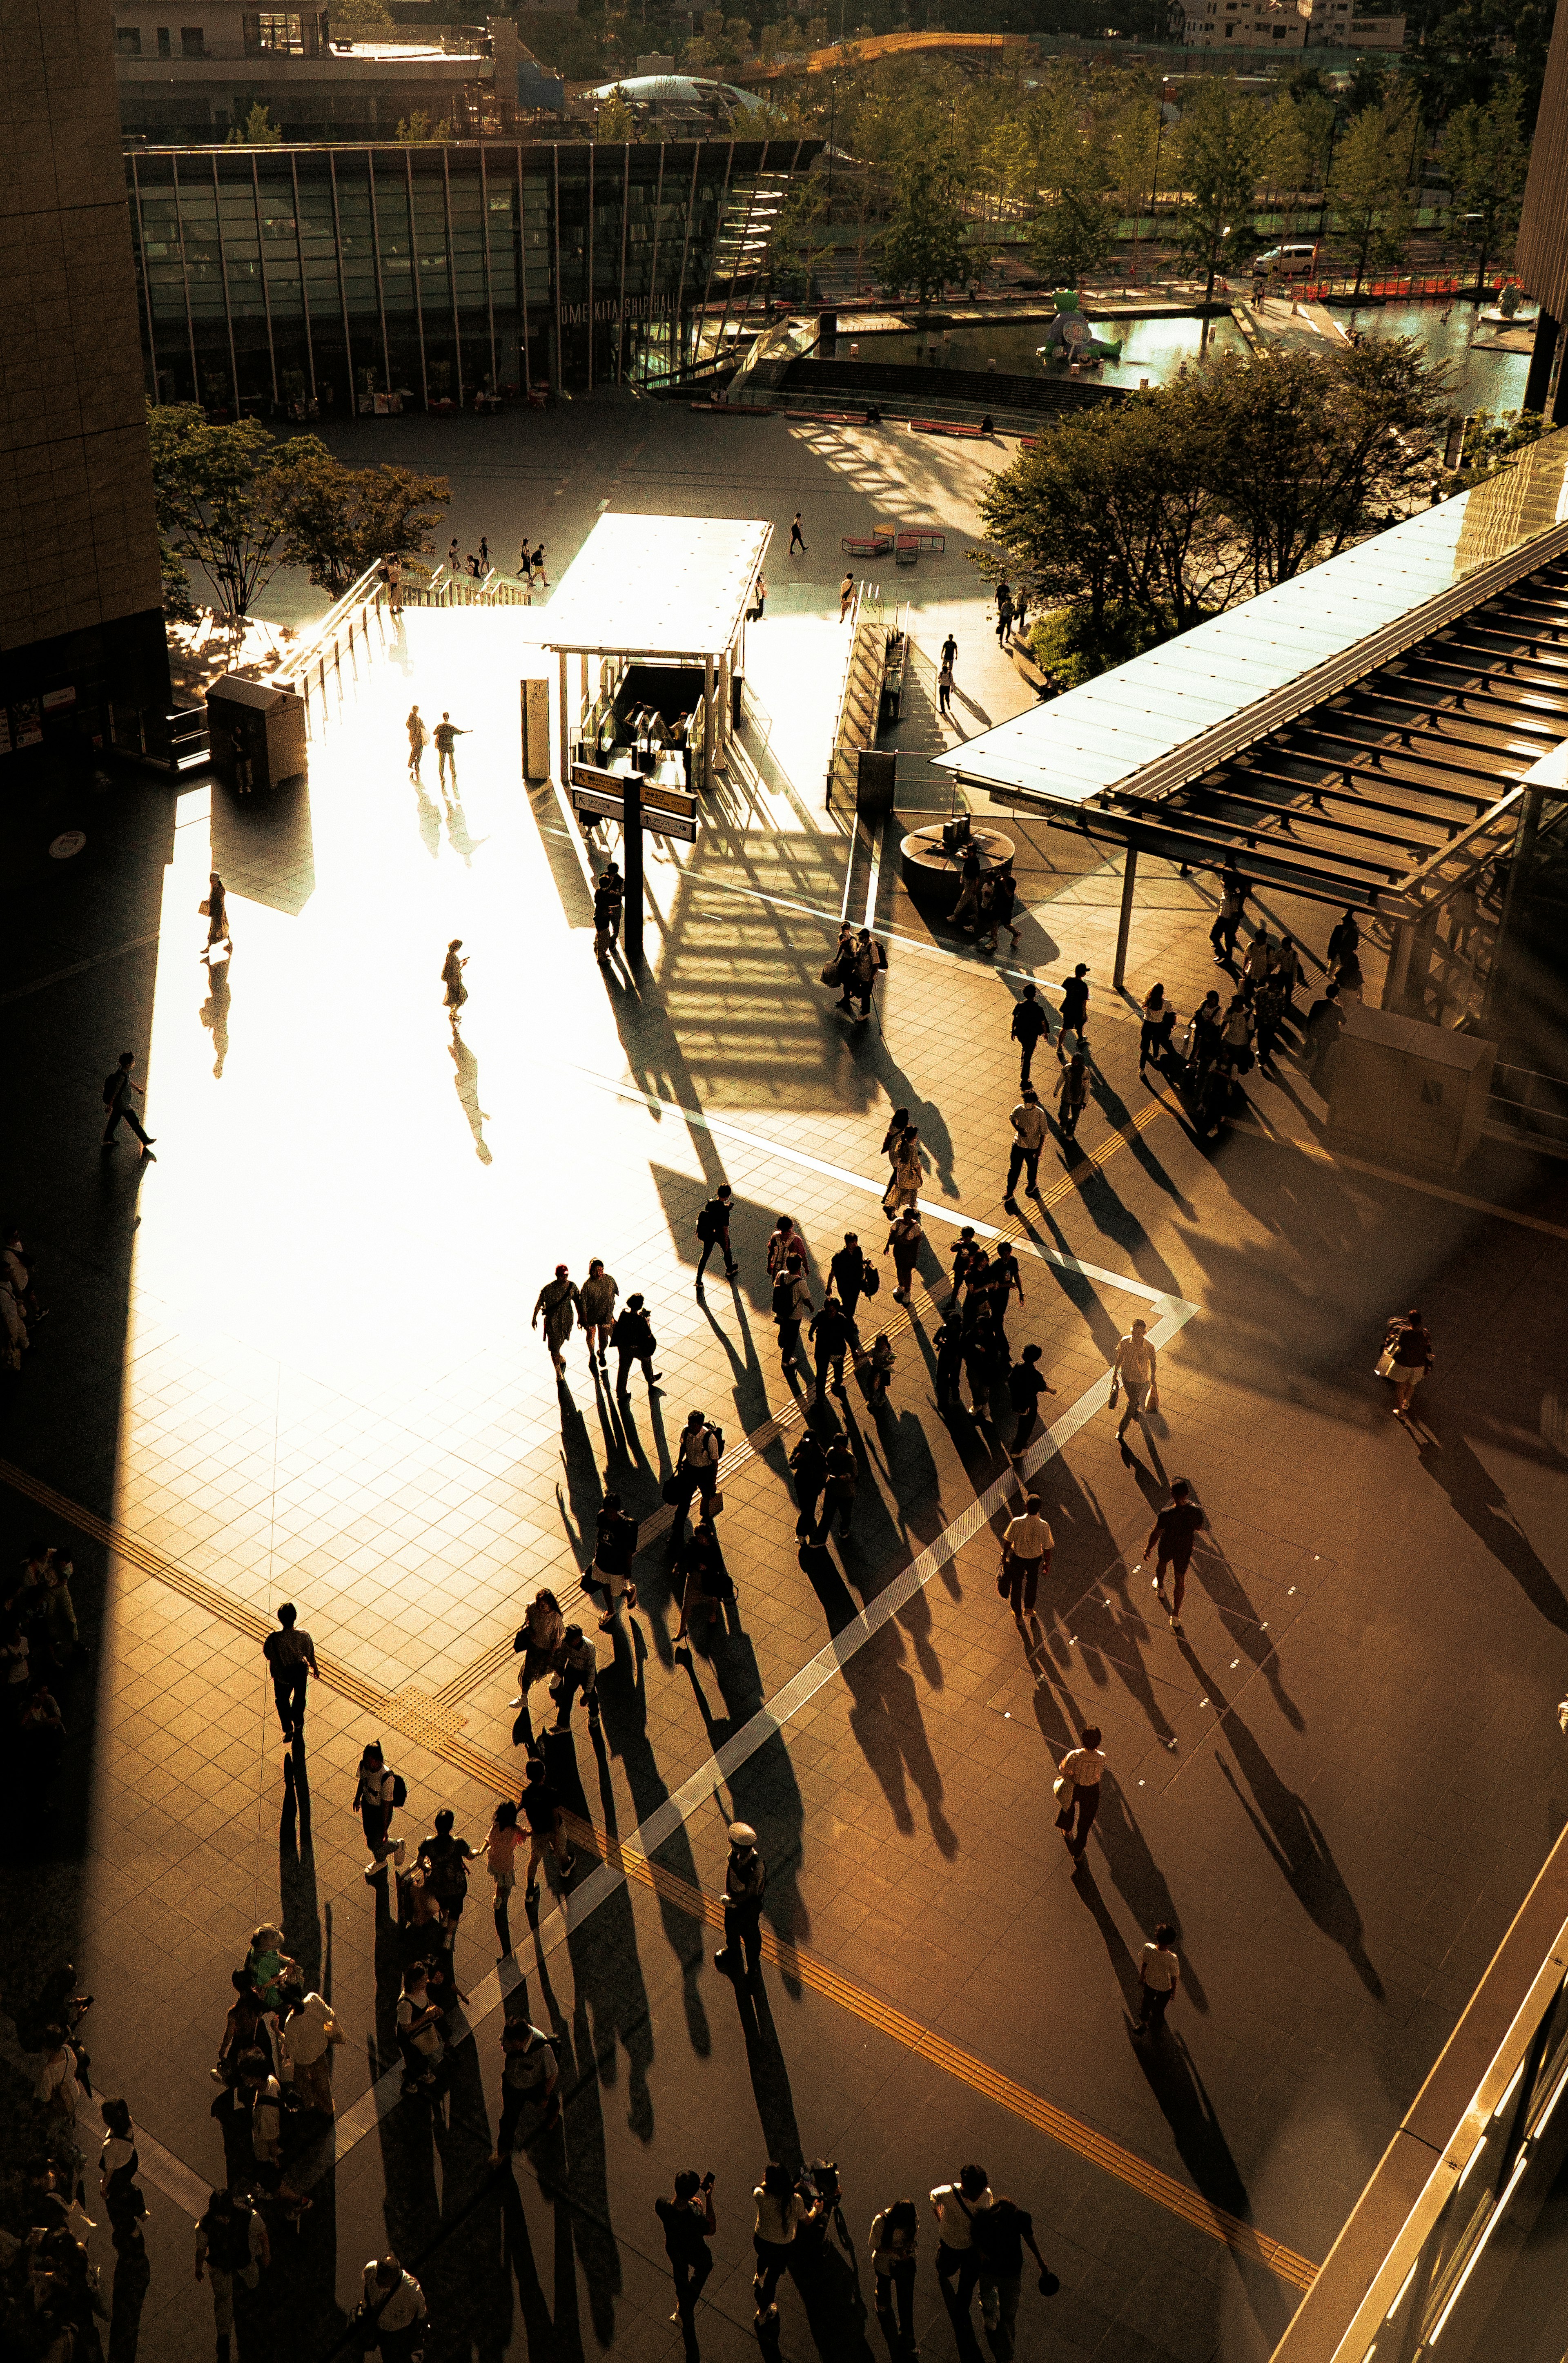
xmin=1415 ymin=1415 xmax=1568 ymax=1634
xmin=209 ymin=773 xmax=316 ymax=914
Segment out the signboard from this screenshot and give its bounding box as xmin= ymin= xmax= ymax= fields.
xmin=570 ymin=785 xmax=697 ymax=844
xmin=42 ymin=685 xmax=77 ymax=712
xmin=13 ymin=699 xmax=42 ymax=748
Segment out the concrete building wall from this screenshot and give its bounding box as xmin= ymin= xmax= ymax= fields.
xmin=0 ymin=0 xmax=167 ymax=752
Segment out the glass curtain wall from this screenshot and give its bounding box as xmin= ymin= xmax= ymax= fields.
xmin=128 ymin=139 xmax=813 ymax=414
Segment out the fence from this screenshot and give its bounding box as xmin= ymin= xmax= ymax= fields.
xmin=404 ymin=565 xmax=533 ymax=609
xmin=281 ymin=561 xmax=394 ymax=727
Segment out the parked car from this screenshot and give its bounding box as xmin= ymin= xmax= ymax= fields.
xmin=1254 ymin=243 xmax=1320 ymax=278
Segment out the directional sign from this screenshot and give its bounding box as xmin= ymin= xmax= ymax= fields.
xmin=572 ymin=758 xmax=695 ymax=823
xmin=570 ymin=785 xmax=697 ymax=843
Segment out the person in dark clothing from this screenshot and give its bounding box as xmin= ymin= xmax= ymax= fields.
xmin=951 ymin=844 xmax=984 ymax=932
xmin=1007 ymin=1344 xmax=1055 ymax=1462
xmin=788 ymin=1432 xmax=828 ymax=1537
xmin=949 ymin=1226 xmax=983 ymax=1302
xmin=1303 ymin=983 xmax=1344 ymax=1090
xmin=1057 ymin=964 xmax=1089 ymax=1058
xmin=519 ymin=1754 xmax=573 ymax=1901
xmin=810 ymin=1297 xmax=853 ymax=1397
xmin=815 ymin=1438 xmax=858 ymax=1542
xmin=829 ymin=1232 xmax=867 ymax=1329
xmin=1254 ymin=980 xmax=1287 ymax=1072
xmin=592 ymin=867 xmax=623 ymax=963
xmin=261 ymin=1603 xmax=318 ymax=1741
xmin=986 ymin=863 xmax=1021 ymax=951
xmin=1010 ymin=983 xmax=1049 ymax=1081
xmin=657 ymin=2171 xmax=717 ymax=2353
xmin=610 ymin=1294 xmax=661 ymax=1393
xmin=101 ymin=1052 xmax=155 ymax=1154
xmin=1185 ymin=992 xmax=1223 ymax=1078
xmin=1327 ymin=908 xmax=1360 ymax=975
xmin=591 ymin=1494 xmax=639 ymax=1630
xmin=971 ymin=2185 xmax=1053 ymax=2359
xmin=934 ymin=1319 xmax=967 ymax=1412
xmin=694 ymin=1186 xmax=739 ymax=1286
xmin=1147 ymin=1479 xmax=1206 ymax=1635
xmin=713 ymin=1822 xmax=766 ymax=1980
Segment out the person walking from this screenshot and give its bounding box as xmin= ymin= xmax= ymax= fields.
xmin=1254 ymin=976 xmax=1287 ymax=1072
xmin=996 ymin=583 xmax=1014 ymax=644
xmin=610 ymin=1295 xmax=661 ymax=1394
xmin=673 ymin=1511 xmax=729 ymax=1652
xmin=353 ymin=1741 xmax=403 ymax=1879
xmin=1327 ymin=907 xmax=1360 ymax=979
xmin=1138 ymin=983 xmax=1173 ymax=1077
xmin=1218 ymin=993 xmax=1254 ymax=1073
xmin=1004 ymin=1086 xmax=1048 ymax=1204
xmin=1274 ymin=933 xmax=1302 ymax=1009
xmin=789 ymin=511 xmax=806 ymax=555
xmin=885 ymin=1208 xmax=923 ymax=1304
xmin=846 ymin=927 xmax=888 ymax=1021
xmin=479 ymin=535 xmax=489 ymax=572
xmin=491 ymin=2017 xmax=561 ymax=2162
xmin=1054 ymin=1725 xmax=1105 ymax=1864
xmin=658 ymin=2170 xmax=717 ymax=2351
xmin=829 ymin=1231 xmax=869 ymax=1329
xmin=1240 ymin=927 xmax=1275 ymax=1003
xmin=483 ymin=1799 xmax=526 ymax=1945
xmin=590 ymin=1493 xmax=639 ymax=1630
xmin=1386 ymin=1306 xmax=1434 ymax=1416
xmin=815 ymin=1436 xmax=858 ymax=1543
xmin=1000 ymin=1494 xmax=1053 ymax=1623
xmin=671 ymin=1409 xmax=723 ymax=1533
xmin=773 ymin=1255 xmax=812 ymax=1375
xmin=519 ymin=540 xmax=533 ymax=586
xmin=1146 ymin=1478 xmax=1205 ymax=1635
xmin=592 ymin=865 xmax=623 ymax=963
xmin=441 ymin=939 xmax=468 ymax=1025
xmin=1057 ymin=963 xmax=1090 ymax=1060
xmin=100 ymin=1052 xmax=155 ymax=1156
xmin=988 ymin=862 xmax=1022 ymax=952
xmin=752 ymin=2160 xmax=815 ymax=2326
xmin=694 ymin=1184 xmax=739 ymax=1288
xmin=278 ymin=1989 xmax=343 ymax=2117
xmin=202 ymin=873 xmax=232 ymax=961
xmin=715 ymin=1821 xmax=766 ymax=1983
xmin=354 ymin=2256 xmax=428 ymax=2361
xmin=519 ymin=1751 xmax=575 ymax=1902
xmin=1210 ymin=874 xmax=1246 ymax=967
xmin=1304 ymin=980 xmax=1345 ymax=1090
xmin=405 ymin=704 xmax=426 ymax=781
xmin=552 ymin=1623 xmax=600 ymax=1731
xmin=1007 ymin=1344 xmax=1055 ymax=1463
xmin=987 ymin=1240 xmax=1024 ymax=1338
xmin=766 ymin=1213 xmax=808 ymax=1281
xmin=510 ymin=1587 xmax=565 ymax=1726
xmin=810 ymin=1294 xmax=853 ymax=1398
xmin=531 ymin=1264 xmax=581 ymax=1379
xmin=937 ymin=654 xmax=954 ymax=716
xmin=448 ymin=537 xmax=460 ymax=575
xmin=1011 ymin=983 xmax=1049 ymax=1083
xmin=788 ymin=1431 xmax=827 ymax=1538
xmin=261 ymin=1603 xmax=318 ymax=1742
xmin=1112 ymin=1317 xmax=1159 ymax=1444
xmin=971 ymin=2183 xmax=1053 ymax=2361
xmin=931 ymin=2165 xmax=991 ymax=2328
xmin=869 ymin=2198 xmax=919 ymax=2356
xmin=950 ymin=841 xmax=983 ymax=933
xmin=1054 ymin=1054 xmax=1089 ymax=1142
xmin=432 ymin=711 xmax=468 ymax=795
xmin=933 ymin=1317 xmax=966 ymax=1413
xmin=530 ymin=543 xmax=548 ymax=586
xmin=195 ymin=2187 xmax=269 ymax=2359
xmin=1136 ymin=1925 xmax=1181 ymax=2040
xmin=752 ymin=571 xmax=768 ymax=618
xmin=887 ymin=1123 xmax=922 ymax=1213
xmin=579 ymin=1259 xmax=618 ymax=1370
xmin=840 ymin=571 xmax=855 ymax=622
xmin=1185 ymin=989 xmax=1223 ymax=1077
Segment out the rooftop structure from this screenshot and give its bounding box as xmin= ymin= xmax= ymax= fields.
xmin=1174 ymin=0 xmax=1405 ymax=47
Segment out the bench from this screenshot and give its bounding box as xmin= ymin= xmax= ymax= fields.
xmin=842 ymin=532 xmax=895 ymax=557
xmin=689 ymin=401 xmax=771 ymax=415
xmin=909 ymin=417 xmax=990 ymax=439
xmin=783 ymin=408 xmax=873 ymax=426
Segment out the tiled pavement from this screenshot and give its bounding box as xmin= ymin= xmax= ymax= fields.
xmin=5 ymin=407 xmax=1568 ymax=2363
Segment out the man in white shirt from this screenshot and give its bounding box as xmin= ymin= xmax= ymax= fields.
xmin=930 ymin=2164 xmax=993 ymax=2326
xmin=278 ymin=1991 xmax=342 ymax=2116
xmin=1056 ymin=1724 xmax=1106 ymax=1862
xmin=1112 ymin=1319 xmax=1158 ymax=1444
xmin=359 ymin=2255 xmax=427 ymax=2357
xmin=1004 ymin=1088 xmax=1049 ymax=1204
xmin=1137 ymin=1924 xmax=1180 ymax=2038
xmin=1000 ymin=1495 xmax=1053 ymax=1621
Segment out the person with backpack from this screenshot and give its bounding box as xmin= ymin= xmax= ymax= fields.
xmin=694 ymin=1184 xmax=739 ymax=1288
xmin=353 ymin=1741 xmax=404 ymax=1879
xmin=591 ymin=1493 xmax=639 ymax=1630
xmin=1057 ymin=963 xmax=1090 ymax=1060
xmin=884 ymin=1209 xmax=923 ymax=1305
xmin=416 ymin=1808 xmax=477 ymax=1940
xmin=1010 ymin=983 xmax=1049 ymax=1083
xmin=773 ymin=1255 xmax=812 ymax=1375
xmin=970 ymin=2181 xmax=1055 ymax=2359
xmin=551 ymin=1623 xmax=600 ymax=1730
xmin=788 ymin=1431 xmax=827 ymax=1538
xmin=261 ymin=1602 xmax=318 ymax=1742
xmin=829 ymin=1231 xmax=873 ymax=1330
xmin=610 ymin=1293 xmax=660 ymax=1394
xmin=354 ymin=2254 xmax=428 ymax=2360
xmin=519 ymin=1751 xmax=574 ymax=1902
xmin=195 ymin=2186 xmax=270 ymax=2357
xmin=669 ymin=1410 xmax=723 ymax=1534
xmin=100 ymin=1052 xmax=154 ymax=1156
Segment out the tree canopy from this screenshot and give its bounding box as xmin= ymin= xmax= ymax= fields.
xmin=268 ymin=441 xmax=450 ymax=596
xmin=878 ymin=157 xmax=974 ymax=308
xmin=1438 ymin=87 xmax=1530 ymax=291
xmin=1172 ymin=78 xmax=1269 ymax=312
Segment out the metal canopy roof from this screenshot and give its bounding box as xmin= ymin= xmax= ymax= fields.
xmin=543 ymin=513 xmax=772 ymax=662
xmin=938 ymin=431 xmax=1568 ymax=910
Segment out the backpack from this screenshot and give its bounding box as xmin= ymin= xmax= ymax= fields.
xmin=772 ymin=1274 xmax=796 ymax=1321
xmin=102 ymin=1072 xmax=122 ymax=1108
xmin=389 ymin=1771 xmax=408 ymax=1810
xmin=695 ymin=1199 xmax=722 ymax=1242
xmin=705 ymin=1421 xmax=725 ymax=1458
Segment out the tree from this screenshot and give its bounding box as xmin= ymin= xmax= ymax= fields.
xmin=878 ymin=157 xmax=974 ymax=310
xmin=1438 ymin=87 xmax=1529 ymax=294
xmin=327 ymin=0 xmax=394 ymax=24
xmin=268 ymin=441 xmax=451 ymax=595
xmin=595 ymin=84 xmax=637 ymax=139
xmin=1172 ymin=78 xmax=1269 ymax=329
xmin=1201 ymin=339 xmax=1449 ymax=588
xmin=1028 ymin=159 xmax=1119 ymax=290
xmin=160 ymin=538 xmax=198 ymax=625
xmin=1328 ymin=82 xmax=1419 ymax=295
xmin=145 ymin=405 xmax=285 ymax=625
xmin=769 ymin=172 xmax=835 ymax=301
xmin=395 ymin=111 xmax=452 ymax=143
xmin=224 ymin=102 xmax=282 ymax=146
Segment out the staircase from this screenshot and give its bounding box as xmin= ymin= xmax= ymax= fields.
xmin=826 ymin=583 xmax=885 ymax=807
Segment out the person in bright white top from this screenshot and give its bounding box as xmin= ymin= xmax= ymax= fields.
xmin=358 ymin=2254 xmax=427 ymax=2357
xmin=1111 ymin=1318 xmax=1159 ymax=1445
xmin=1137 ymin=1924 xmax=1181 ymax=2038
xmin=1000 ymin=1496 xmax=1053 ymax=1623
xmin=1055 ymin=1725 xmax=1107 ymax=1863
xmin=751 ymin=2161 xmax=820 ymax=2327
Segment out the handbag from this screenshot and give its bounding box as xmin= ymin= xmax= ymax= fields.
xmin=1108 ymin=1373 xmax=1120 ymax=1407
xmin=661 ymin=1475 xmax=683 ymax=1507
xmin=198 ymin=898 xmax=211 ymax=916
xmin=707 ymin=1492 xmax=725 ymax=1518
xmin=820 ymin=958 xmax=842 ymax=985
xmin=1374 ymin=1346 xmax=1396 ymax=1378
xmin=882 ymin=1179 xmax=900 ymax=1214
xmin=1149 ymin=1385 xmax=1160 ymax=1415
xmin=861 ymin=1265 xmax=881 ymax=1297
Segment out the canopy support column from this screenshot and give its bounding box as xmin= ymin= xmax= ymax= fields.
xmin=1113 ymin=847 xmax=1138 ymax=992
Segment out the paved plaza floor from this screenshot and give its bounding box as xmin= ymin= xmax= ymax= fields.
xmin=4 ymin=402 xmax=1568 ymax=2363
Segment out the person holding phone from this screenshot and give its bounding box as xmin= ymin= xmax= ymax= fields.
xmin=655 ymin=2169 xmax=716 ymax=2351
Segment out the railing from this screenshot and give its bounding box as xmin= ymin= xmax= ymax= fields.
xmin=1488 ymin=1063 xmax=1568 ymax=1150
xmin=108 ymin=700 xmax=210 ymax=775
xmin=277 ymin=560 xmax=393 ymax=724
xmin=825 ymin=581 xmax=883 ymax=810
xmin=405 ymin=565 xmax=533 ymax=608
xmin=1297 ymin=270 xmax=1514 ymax=305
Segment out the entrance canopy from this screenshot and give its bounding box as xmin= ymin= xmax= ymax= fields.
xmin=543 ymin=513 xmax=771 ymax=663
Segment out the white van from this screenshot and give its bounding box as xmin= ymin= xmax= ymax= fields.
xmin=1254 ymin=243 xmax=1320 ymax=278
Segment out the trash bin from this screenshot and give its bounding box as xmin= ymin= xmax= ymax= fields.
xmin=856 ymin=748 xmax=895 ymax=816
xmin=206 ymin=675 xmax=307 ymax=794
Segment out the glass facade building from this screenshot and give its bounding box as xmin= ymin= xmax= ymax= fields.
xmin=125 ymin=138 xmax=817 ymax=414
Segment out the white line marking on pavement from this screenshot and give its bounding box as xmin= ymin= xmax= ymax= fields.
xmin=571 ymin=1066 xmax=1175 ymax=1304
